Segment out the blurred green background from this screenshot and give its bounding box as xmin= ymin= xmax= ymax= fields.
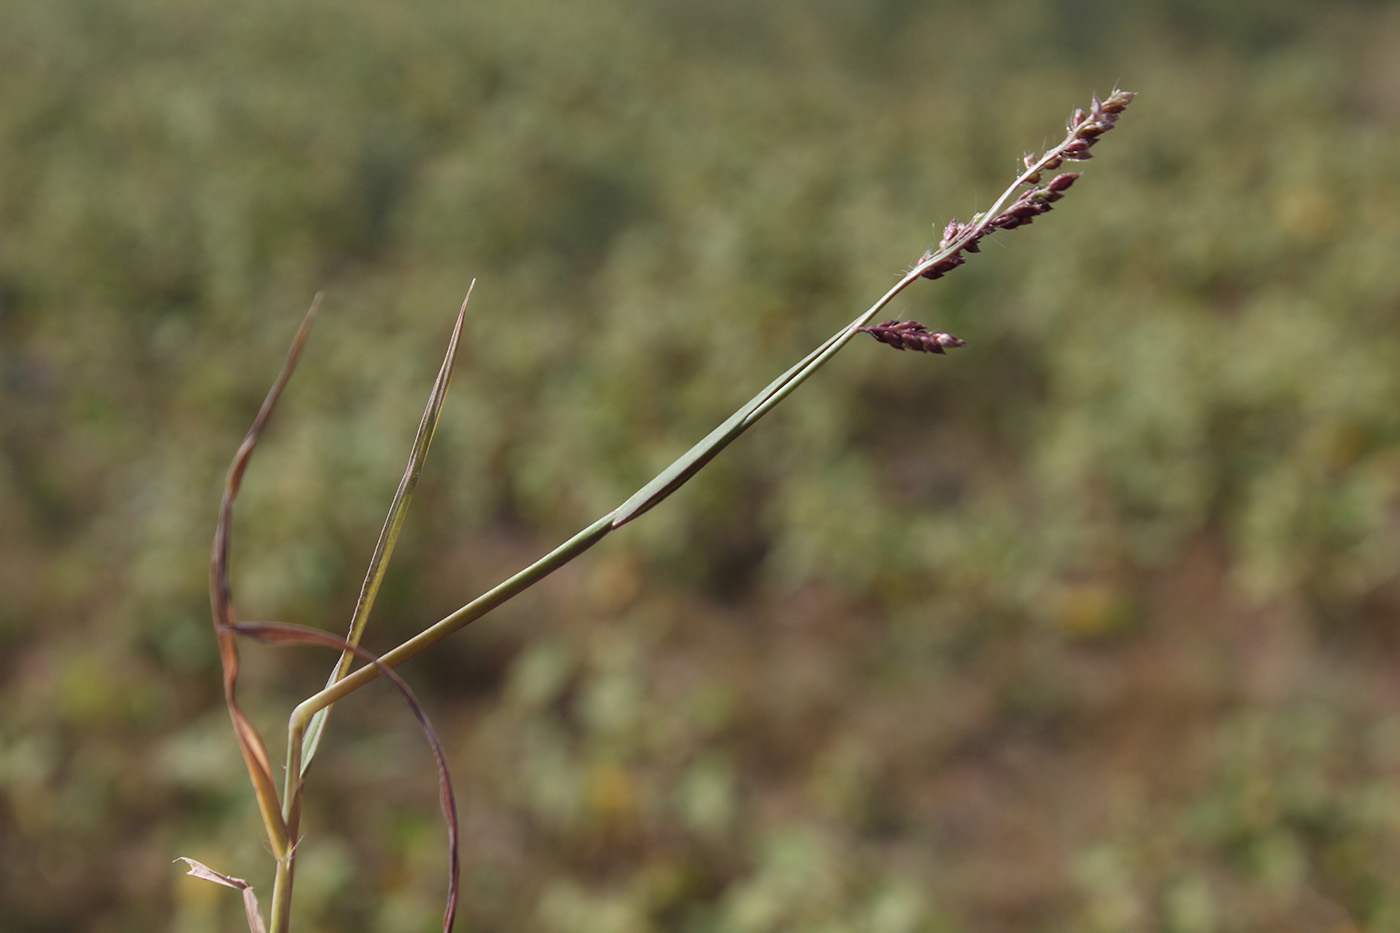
xmin=4 ymin=0 xmax=1400 ymax=930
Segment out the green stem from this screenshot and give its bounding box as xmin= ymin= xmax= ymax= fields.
xmin=287 ymin=514 xmax=616 ymax=763
xmin=281 ymin=89 xmax=1084 ymax=727
xmin=269 ymin=856 xmax=294 ymax=933
xmin=284 ymin=265 xmax=927 ymax=743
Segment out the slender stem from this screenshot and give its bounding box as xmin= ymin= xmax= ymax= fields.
xmin=269 ymin=752 xmax=304 ymax=933
xmin=287 ymin=514 xmax=616 ymax=759
xmin=284 ymin=269 xmax=924 ymax=732
xmin=739 ymin=267 xmax=921 ymax=419
xmin=270 ymin=857 xmax=294 ymax=933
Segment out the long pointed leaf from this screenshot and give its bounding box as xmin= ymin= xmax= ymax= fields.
xmin=209 ymin=295 xmax=321 ymax=860
xmin=300 ymin=285 xmax=473 ymax=775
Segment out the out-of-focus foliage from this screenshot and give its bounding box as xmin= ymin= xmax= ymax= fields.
xmin=3 ymin=0 xmax=1400 ymax=930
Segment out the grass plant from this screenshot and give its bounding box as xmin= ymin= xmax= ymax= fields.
xmin=194 ymin=89 xmax=1136 ymax=932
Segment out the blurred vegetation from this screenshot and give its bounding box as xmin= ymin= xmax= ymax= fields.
xmin=3 ymin=0 xmax=1400 ymax=930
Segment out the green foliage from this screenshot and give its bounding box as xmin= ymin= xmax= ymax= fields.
xmin=3 ymin=0 xmax=1400 ymax=930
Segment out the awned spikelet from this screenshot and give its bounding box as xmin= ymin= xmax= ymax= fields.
xmin=856 ymin=320 xmax=967 ymax=354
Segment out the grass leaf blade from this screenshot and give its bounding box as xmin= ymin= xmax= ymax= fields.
xmin=301 ymin=284 xmax=473 ymax=776
xmin=209 ymin=294 xmax=321 ymax=860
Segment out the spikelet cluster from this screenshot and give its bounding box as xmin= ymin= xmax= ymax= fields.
xmin=855 ymin=321 xmax=967 ymax=354
xmin=913 ymin=89 xmax=1135 ymax=282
